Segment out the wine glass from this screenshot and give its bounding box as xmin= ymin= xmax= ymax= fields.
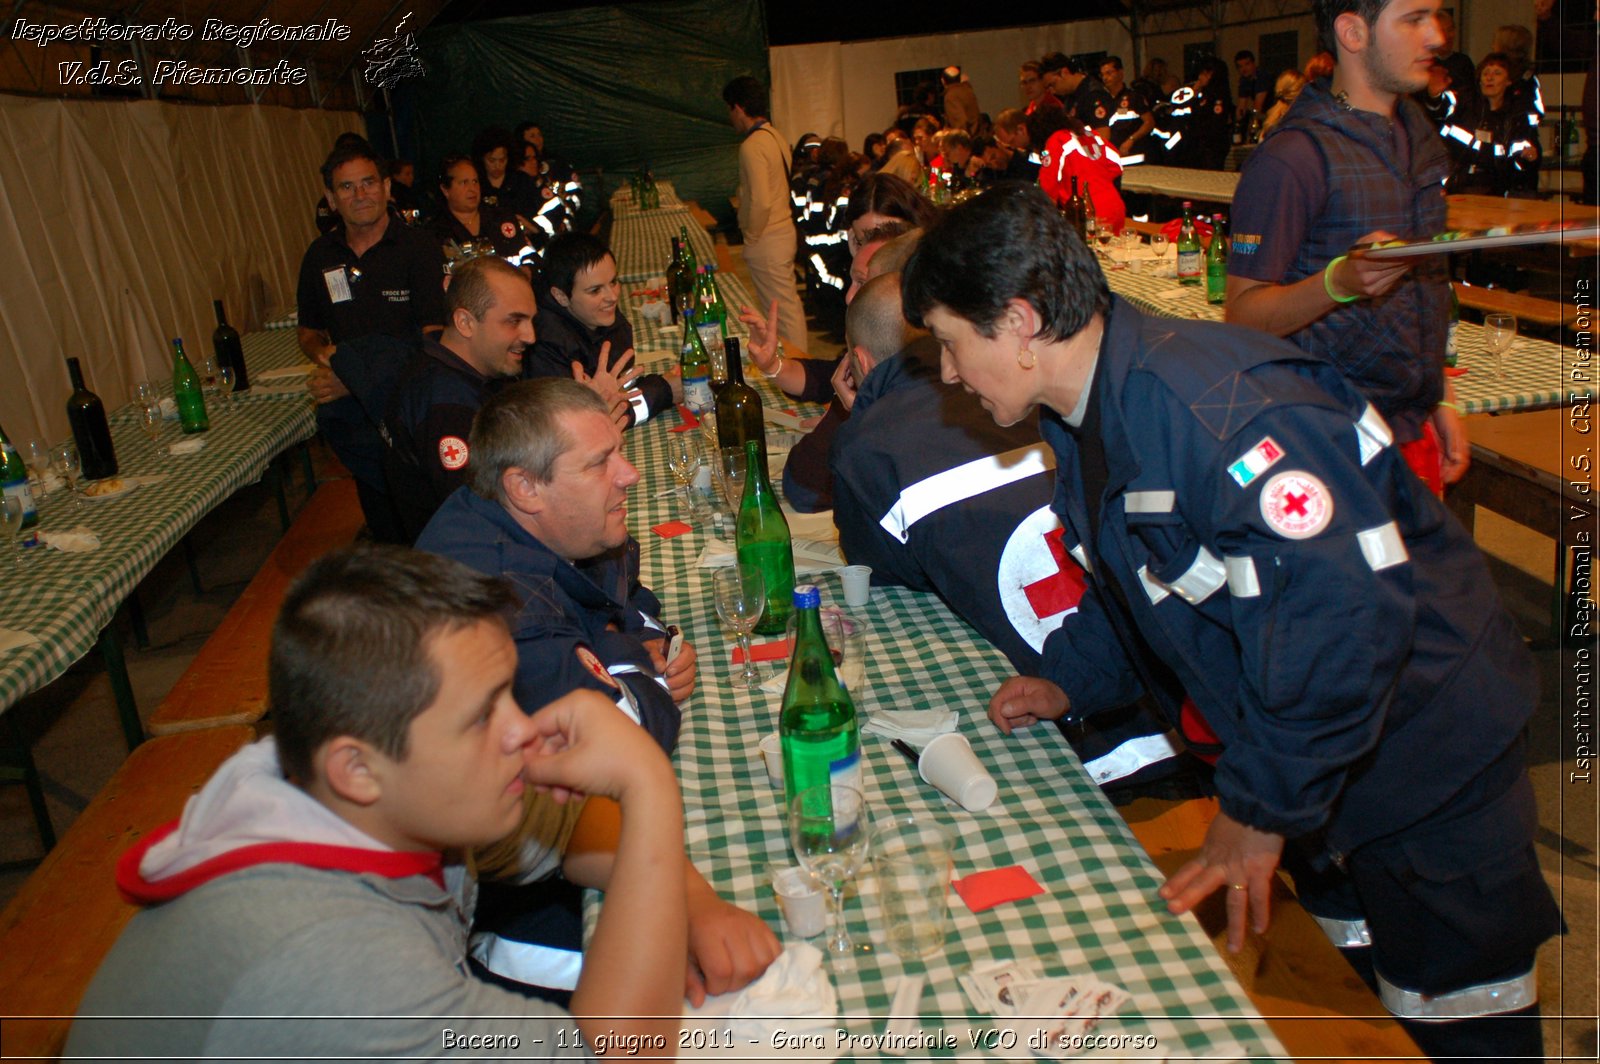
xmin=1095 ymin=226 xmax=1117 ymax=265
xmin=216 ymin=364 xmax=236 ymax=406
xmin=1149 ymin=233 xmax=1169 ymax=274
xmin=23 ymin=440 xmax=50 ymax=498
xmin=131 ymin=380 xmax=156 ymax=407
xmin=789 ymin=783 xmax=871 ymax=955
xmin=666 ymin=433 xmax=702 ymax=506
xmin=1484 ymin=313 xmax=1516 ymax=380
xmin=139 ymin=400 xmax=167 ymax=457
xmin=1 ymin=494 xmax=24 ymax=569
xmin=199 ymin=356 xmax=223 ymax=409
xmin=51 ymin=443 xmax=81 ymax=512
xmin=714 ymin=445 xmax=748 ymax=518
xmin=713 ymin=566 xmax=766 ymax=689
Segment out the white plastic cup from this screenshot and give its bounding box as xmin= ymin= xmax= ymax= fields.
xmin=918 ymin=733 xmax=997 ymax=812
xmin=839 ymin=565 xmax=872 ymax=608
xmin=758 ymin=732 xmax=784 ymax=788
xmin=870 ymin=816 xmax=954 ymax=960
xmin=770 ymin=865 xmax=827 ymax=938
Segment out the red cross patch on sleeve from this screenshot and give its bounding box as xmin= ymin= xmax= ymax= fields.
xmin=501 ymin=221 xmax=517 ymax=239
xmin=438 ymin=435 xmax=470 ymax=470
xmin=575 ymin=646 xmax=620 ymax=690
xmin=1259 ymin=470 xmax=1334 ymax=539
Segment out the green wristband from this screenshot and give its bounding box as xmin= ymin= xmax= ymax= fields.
xmin=1323 ymin=255 xmax=1359 ymax=304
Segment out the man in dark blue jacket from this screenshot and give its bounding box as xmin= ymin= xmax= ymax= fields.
xmin=522 ymin=232 xmax=675 ymax=429
xmin=417 ymin=377 xmax=697 ymax=995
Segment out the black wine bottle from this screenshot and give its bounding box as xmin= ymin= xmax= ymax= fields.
xmin=212 ymin=299 xmax=249 ymax=390
xmin=65 ymin=357 xmax=118 ymax=481
xmin=713 ymin=339 xmax=767 ymax=472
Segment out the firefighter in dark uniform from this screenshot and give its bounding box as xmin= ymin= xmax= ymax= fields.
xmin=831 ymin=278 xmax=1183 ymax=792
xmin=1041 ymin=52 xmax=1116 ymax=142
xmin=297 ymin=140 xmax=445 ymax=542
xmin=903 ymin=186 xmax=1561 ymax=1062
xmin=427 ymin=156 xmax=531 ymax=263
xmin=382 ymin=257 xmax=533 ymax=543
xmin=522 ymin=232 xmax=674 ymax=429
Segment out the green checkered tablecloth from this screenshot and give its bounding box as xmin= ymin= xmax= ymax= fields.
xmin=1118 ymin=166 xmax=1239 ymax=204
xmin=613 ymin=204 xmax=719 ymax=284
xmin=1104 ymin=263 xmax=1578 ymax=413
xmin=0 ymin=329 xmax=315 ymax=715
xmin=594 ymin=391 xmax=1286 ymax=1060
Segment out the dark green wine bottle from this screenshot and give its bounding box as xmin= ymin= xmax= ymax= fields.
xmin=714 ymin=339 xmax=766 ymax=471
xmin=171 ymin=338 xmax=209 ymax=434
xmin=735 ymin=439 xmax=795 ymax=637
xmin=779 ymin=583 xmax=862 ymax=809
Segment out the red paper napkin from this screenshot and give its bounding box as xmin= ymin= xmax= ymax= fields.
xmin=952 ymin=866 xmax=1045 ymax=913
xmin=731 ymin=639 xmax=790 ymax=665
xmin=1445 ymin=366 xmax=1469 ymax=378
xmin=671 ymin=405 xmax=701 ymax=433
xmin=651 ymin=521 xmax=693 ymax=538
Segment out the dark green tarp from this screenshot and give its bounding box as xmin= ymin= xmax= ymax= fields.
xmin=401 ymin=0 xmax=769 ymax=228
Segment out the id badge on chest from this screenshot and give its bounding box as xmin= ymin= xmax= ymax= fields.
xmin=323 ymin=266 xmax=353 ymax=303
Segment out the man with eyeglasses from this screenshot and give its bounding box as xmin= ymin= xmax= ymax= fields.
xmin=297 ymin=139 xmax=446 ymax=541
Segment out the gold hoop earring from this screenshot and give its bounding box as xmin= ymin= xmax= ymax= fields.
xmin=1017 ymin=345 xmax=1036 ymax=370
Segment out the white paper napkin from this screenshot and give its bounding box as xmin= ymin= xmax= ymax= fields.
xmin=40 ymin=526 xmax=101 ymax=552
xmin=0 ymin=626 xmax=40 ymax=653
xmin=863 ymin=708 xmax=959 ymax=744
xmin=696 ymin=538 xmax=843 ymax=575
xmin=782 ymin=508 xmax=838 ymax=543
xmin=682 ymin=943 xmax=838 ymax=1047
xmin=168 ymin=438 xmax=206 ymax=456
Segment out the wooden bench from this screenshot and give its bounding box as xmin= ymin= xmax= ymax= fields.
xmin=145 ymin=477 xmax=364 ymax=736
xmin=0 ymin=726 xmax=255 ymax=1059
xmin=1454 ymin=282 xmax=1577 ymax=328
xmin=1119 ymin=797 xmax=1424 ymax=1061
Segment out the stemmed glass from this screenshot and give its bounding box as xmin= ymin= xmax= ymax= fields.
xmin=789 ymin=783 xmax=871 ymax=955
xmin=51 ymin=444 xmax=82 ymax=512
xmin=666 ymin=433 xmax=702 ymax=509
xmin=713 ymin=566 xmax=766 ymax=690
xmin=138 ymin=399 xmax=168 ymax=457
xmin=199 ymin=356 xmax=223 ymax=411
xmin=1484 ymin=313 xmax=1517 ymax=380
xmin=1149 ymin=233 xmax=1169 ymax=274
xmin=714 ymin=445 xmax=748 ymax=518
xmin=1 ymin=495 xmax=24 ymax=569
xmin=216 ymin=364 xmax=236 ymax=407
xmin=131 ymin=381 xmax=157 ymax=407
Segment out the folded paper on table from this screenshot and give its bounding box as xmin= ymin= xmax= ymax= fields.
xmin=698 ymin=538 xmax=843 ymax=574
xmin=168 ymin=439 xmax=206 ymax=455
xmin=765 ymin=407 xmax=805 ymax=431
xmin=681 ymin=943 xmax=840 ymax=1060
xmin=40 ymin=526 xmax=102 ymax=553
xmin=862 ymin=708 xmax=959 ymax=745
xmin=732 ymin=638 xmax=790 ymax=665
xmin=0 ymin=627 xmax=40 ymax=653
xmin=953 ymin=865 xmax=1046 ymax=913
xmin=672 ymin=404 xmax=702 ymax=433
xmin=781 ymin=508 xmax=838 ymax=543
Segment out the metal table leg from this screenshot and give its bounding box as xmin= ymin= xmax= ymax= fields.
xmin=99 ymin=614 xmax=143 ymax=750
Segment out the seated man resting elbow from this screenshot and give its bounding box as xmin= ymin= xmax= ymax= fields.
xmin=66 ymin=546 xmax=688 ymax=1058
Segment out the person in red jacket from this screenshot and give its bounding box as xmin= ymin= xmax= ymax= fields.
xmin=1031 ymin=108 xmax=1127 ymax=235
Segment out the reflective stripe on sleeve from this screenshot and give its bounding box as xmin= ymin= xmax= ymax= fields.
xmin=1377 ymin=966 xmax=1536 ymax=1020
xmin=1224 ymin=554 xmax=1260 ymax=598
xmin=1355 ymin=402 xmax=1393 ymax=466
xmin=1125 ymin=489 xmax=1175 ymax=514
xmin=629 ymin=391 xmax=652 ymax=424
xmin=1082 ymin=730 xmax=1182 ymax=784
xmin=1165 ymin=546 xmax=1226 ymax=604
xmin=1311 ymin=914 xmax=1372 ymax=949
xmin=1357 ymin=522 xmax=1408 ymax=571
xmin=470 ymin=933 xmax=583 ymax=991
xmin=1120 ymin=153 xmax=1145 ymax=166
xmin=877 ymin=444 xmax=1056 ymax=542
xmin=1137 ymin=565 xmax=1169 ymax=605
xmin=1068 ymin=542 xmax=1091 ymax=573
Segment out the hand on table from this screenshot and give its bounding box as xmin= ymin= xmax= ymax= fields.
xmin=683 ymin=878 xmax=782 ymax=1006
xmin=987 ymin=676 xmax=1069 ymax=734
xmin=1331 ymin=231 xmax=1412 ymax=301
xmin=1158 ymin=811 xmax=1284 ymax=953
xmin=307 ymin=365 xmax=350 ymax=404
xmin=646 ymin=636 xmax=699 ymax=703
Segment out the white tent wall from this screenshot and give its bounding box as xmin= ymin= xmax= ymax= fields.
xmin=0 ymin=96 xmax=359 ymax=447
xmin=771 ymin=18 xmax=1131 ymax=154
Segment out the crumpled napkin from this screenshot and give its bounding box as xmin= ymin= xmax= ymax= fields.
xmin=40 ymin=526 xmax=101 ymax=553
xmin=0 ymin=626 xmax=40 ymax=653
xmin=863 ymin=708 xmax=959 ymax=744
xmin=682 ymin=943 xmax=838 ymax=1045
xmin=696 ymin=538 xmax=843 ymax=575
xmin=168 ymin=438 xmax=206 ymax=455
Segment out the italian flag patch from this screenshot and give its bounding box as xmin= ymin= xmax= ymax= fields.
xmin=1227 ymin=436 xmax=1284 ymax=488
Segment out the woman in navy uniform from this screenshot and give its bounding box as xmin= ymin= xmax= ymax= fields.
xmin=901 ymin=184 xmax=1559 ymax=1062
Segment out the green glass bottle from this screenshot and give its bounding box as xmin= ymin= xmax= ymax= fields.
xmin=1176 ymin=201 xmax=1203 ymax=286
xmin=693 ymin=267 xmax=729 ymax=387
xmin=736 ymin=439 xmax=795 ymax=637
xmin=171 ymin=337 xmax=209 ymax=434
xmin=714 ymin=339 xmax=766 ymax=470
xmin=679 ymin=225 xmax=699 ymax=276
xmin=667 ymin=236 xmax=685 ymax=326
xmin=779 ymin=583 xmax=862 ymax=809
xmin=0 ymin=422 xmax=40 ymax=538
xmin=1205 ymin=213 xmax=1228 ymax=305
xmin=680 ymin=318 xmax=713 ymax=414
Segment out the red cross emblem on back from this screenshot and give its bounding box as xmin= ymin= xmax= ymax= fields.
xmin=1023 ymin=528 xmax=1088 ymax=618
xmin=438 ymin=435 xmax=470 ymax=470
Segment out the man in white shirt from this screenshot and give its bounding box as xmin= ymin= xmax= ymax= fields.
xmin=723 ymin=75 xmax=808 ymax=348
